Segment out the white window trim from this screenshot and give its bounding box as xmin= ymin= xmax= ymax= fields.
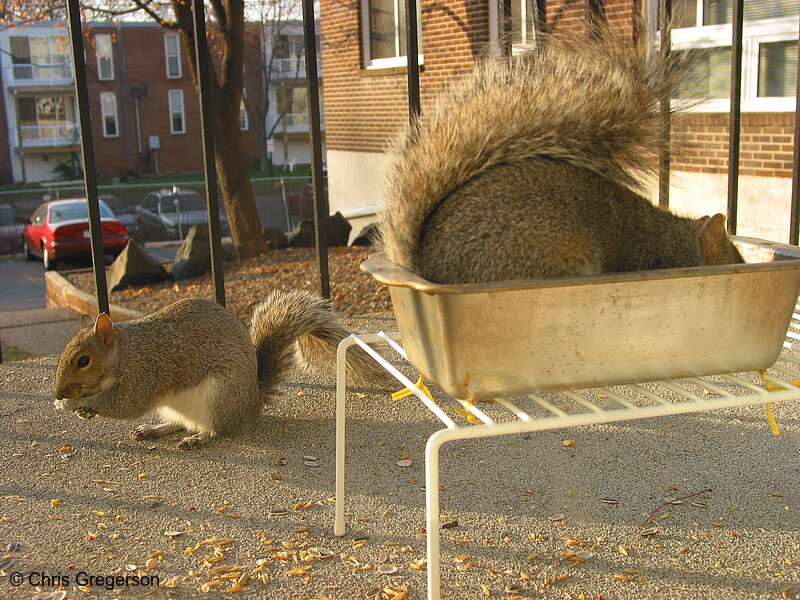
xmin=666 ymin=13 xmax=798 ymax=112
xmin=240 ymin=97 xmax=249 ymax=131
xmin=360 ymin=0 xmax=424 ymax=69
xmin=169 ymin=89 xmax=186 ymax=134
xmin=100 ymin=92 xmax=119 ymax=138
xmin=164 ymin=33 xmax=182 ymax=79
xmin=96 ymin=33 xmax=114 ymax=81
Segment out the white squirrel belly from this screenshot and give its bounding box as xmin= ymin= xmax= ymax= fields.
xmin=157 ymin=377 xmax=218 ymax=434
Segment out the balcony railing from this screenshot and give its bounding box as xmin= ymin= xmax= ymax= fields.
xmin=7 ymin=62 xmax=74 ymax=86
xmin=270 ymin=112 xmax=325 ymax=133
xmin=17 ymin=124 xmax=80 ymax=148
xmin=272 ymin=57 xmax=322 ymax=78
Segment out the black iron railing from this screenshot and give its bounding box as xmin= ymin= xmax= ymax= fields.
xmin=4 ymin=0 xmax=798 ymax=366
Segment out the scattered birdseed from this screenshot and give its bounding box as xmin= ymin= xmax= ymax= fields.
xmin=396 ymin=459 xmax=412 ymax=467
xmin=600 ymin=499 xmax=619 ymax=504
xmin=269 ymin=509 xmax=288 ymax=517
xmin=378 ymin=564 xmax=398 ymax=574
xmin=164 ymin=531 xmax=184 ymax=538
xmin=548 ymin=514 xmax=565 ymax=522
xmin=640 ymin=527 xmax=659 ymax=537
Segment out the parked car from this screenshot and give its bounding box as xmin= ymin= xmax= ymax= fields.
xmin=100 ymin=195 xmax=138 ymax=236
xmin=0 ymin=204 xmax=25 ymax=254
xmin=23 ymin=199 xmax=129 ymax=270
xmin=135 ymin=188 xmax=229 ymax=241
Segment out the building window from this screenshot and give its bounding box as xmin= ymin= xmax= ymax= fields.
xmin=165 ymin=33 xmax=182 ymax=78
xmin=361 ymin=0 xmax=423 ymax=68
xmin=510 ymin=0 xmax=538 ymax=46
xmin=239 ymin=98 xmax=248 ymax=131
xmin=169 ymin=89 xmax=185 ymax=134
xmin=100 ymin=92 xmax=118 ymax=137
xmin=664 ymin=0 xmax=799 ymax=111
xmin=96 ymin=34 xmax=114 ymax=80
xmin=9 ymin=35 xmax=70 ymax=81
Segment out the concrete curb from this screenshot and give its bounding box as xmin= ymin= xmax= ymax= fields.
xmin=45 ymin=269 xmax=145 ymax=321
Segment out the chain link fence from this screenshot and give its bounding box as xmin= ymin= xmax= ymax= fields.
xmin=0 ymin=176 xmax=318 ymax=252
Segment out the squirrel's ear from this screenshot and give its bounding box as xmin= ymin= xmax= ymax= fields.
xmin=697 ymin=213 xmax=729 ymax=263
xmin=93 ymin=313 xmax=116 ymax=348
xmin=79 ymin=314 xmax=94 ymax=329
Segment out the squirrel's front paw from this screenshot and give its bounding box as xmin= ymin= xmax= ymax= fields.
xmin=75 ymin=407 xmax=97 ymax=420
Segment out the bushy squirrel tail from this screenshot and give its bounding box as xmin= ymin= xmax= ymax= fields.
xmin=250 ymin=289 xmax=382 ymax=398
xmin=379 ymin=32 xmax=679 ymax=273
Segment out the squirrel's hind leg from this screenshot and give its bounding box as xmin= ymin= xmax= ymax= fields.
xmin=131 ymin=422 xmax=184 ymax=440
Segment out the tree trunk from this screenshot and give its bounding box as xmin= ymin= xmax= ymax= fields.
xmin=213 ymin=109 xmax=266 ymax=259
xmin=258 ymin=137 xmax=272 ymax=176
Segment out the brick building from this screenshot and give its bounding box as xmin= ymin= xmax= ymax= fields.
xmin=0 ymin=21 xmax=321 ymax=185
xmin=319 ymin=0 xmax=799 ymax=242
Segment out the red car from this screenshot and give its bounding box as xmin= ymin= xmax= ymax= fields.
xmin=23 ymin=199 xmax=129 ymax=270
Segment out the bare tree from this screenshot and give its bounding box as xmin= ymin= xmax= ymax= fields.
xmin=242 ymin=0 xmax=308 ymax=176
xmin=2 ymin=0 xmax=267 ymax=258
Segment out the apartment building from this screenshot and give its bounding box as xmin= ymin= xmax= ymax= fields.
xmin=318 ymin=0 xmax=799 ymax=242
xmin=0 ymin=21 xmax=322 ymax=185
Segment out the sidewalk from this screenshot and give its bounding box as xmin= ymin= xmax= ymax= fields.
xmin=0 ymin=325 xmax=796 ymax=600
xmin=0 ymin=241 xmax=179 ymax=361
xmin=0 ymin=306 xmax=80 ymax=358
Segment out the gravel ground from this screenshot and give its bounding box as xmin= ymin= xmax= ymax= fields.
xmin=0 ymin=313 xmax=799 ymax=600
xmin=5 ymin=249 xmax=800 ymax=600
xmin=65 ymin=247 xmax=392 ymax=321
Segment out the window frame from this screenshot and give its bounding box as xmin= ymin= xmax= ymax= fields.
xmin=662 ymin=4 xmax=798 ymax=112
xmin=360 ymin=0 xmax=424 ymax=69
xmin=100 ymin=91 xmax=119 ymax=138
xmin=239 ymin=97 xmax=249 ymax=131
xmin=164 ymin=33 xmax=182 ymax=79
xmin=95 ymin=33 xmax=114 ymax=81
xmin=168 ymin=89 xmax=186 ymax=134
xmin=510 ymin=0 xmax=539 ymax=51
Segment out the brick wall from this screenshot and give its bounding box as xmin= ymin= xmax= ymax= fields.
xmin=83 ymin=23 xmax=262 ymax=179
xmin=319 ymin=0 xmax=641 ymax=154
xmin=673 ymin=113 xmax=795 ymax=179
xmin=320 ymin=0 xmax=488 ymax=153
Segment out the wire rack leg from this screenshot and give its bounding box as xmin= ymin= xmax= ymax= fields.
xmin=425 ymin=430 xmax=449 ymax=600
xmin=334 ymin=335 xmax=357 ymax=537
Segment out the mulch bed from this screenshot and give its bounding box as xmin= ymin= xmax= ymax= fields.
xmin=66 ymin=247 xmax=393 ymax=323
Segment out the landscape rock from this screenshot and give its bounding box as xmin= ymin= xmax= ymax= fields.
xmin=173 ymin=225 xmax=236 ymax=280
xmin=351 ymin=222 xmax=378 ymax=246
xmin=287 ymin=212 xmax=352 ymax=248
xmin=107 ymin=240 xmax=169 ymax=292
xmin=327 ymin=211 xmax=352 ymax=247
xmin=173 ymin=225 xmax=211 ymax=280
xmin=263 ymin=227 xmax=288 ymax=249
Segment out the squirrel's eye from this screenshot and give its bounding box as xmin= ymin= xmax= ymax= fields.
xmin=76 ymin=355 xmax=90 ymax=368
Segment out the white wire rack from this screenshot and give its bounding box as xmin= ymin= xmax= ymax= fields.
xmin=333 ymin=312 xmax=800 ymax=600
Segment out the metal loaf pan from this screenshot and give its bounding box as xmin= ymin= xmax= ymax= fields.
xmin=362 ymin=238 xmax=800 ymax=401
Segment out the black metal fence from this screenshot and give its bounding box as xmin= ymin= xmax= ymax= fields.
xmin=1 ymin=0 xmax=798 ymax=362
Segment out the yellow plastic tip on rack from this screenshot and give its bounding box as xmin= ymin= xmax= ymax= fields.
xmin=453 ymin=402 xmax=484 ymax=425
xmin=758 ymin=370 xmax=800 ymax=436
xmin=765 ymin=403 xmax=781 ymax=436
xmin=391 ymin=375 xmax=434 ymax=402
